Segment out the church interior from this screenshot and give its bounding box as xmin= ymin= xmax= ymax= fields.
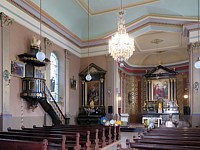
xmin=0 ymin=0 xmax=200 ymax=149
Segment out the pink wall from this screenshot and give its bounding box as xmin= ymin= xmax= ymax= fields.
xmin=0 ymin=17 xmax=108 ymax=127
xmin=0 ymin=26 xmax=2 ymax=113
xmin=5 ymin=20 xmax=81 ymax=126
xmin=80 ymin=55 xmax=107 ymax=71
xmin=69 ymin=53 xmax=80 ymax=120
xmin=9 ymin=22 xmax=46 ymax=117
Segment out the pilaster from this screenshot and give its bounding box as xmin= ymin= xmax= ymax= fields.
xmin=64 ymin=50 xmax=70 ymax=116
xmin=0 ymin=12 xmax=14 ymax=131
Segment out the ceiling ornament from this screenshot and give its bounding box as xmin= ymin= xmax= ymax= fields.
xmin=151 ymin=38 xmax=163 ymax=65
xmin=195 ymin=0 xmax=200 ymax=69
xmin=85 ymin=0 xmax=92 ymax=81
xmin=36 ymin=0 xmax=46 ymax=62
xmin=108 ymin=0 xmax=135 ymax=66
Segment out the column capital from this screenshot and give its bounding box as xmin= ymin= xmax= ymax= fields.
xmin=64 ymin=49 xmax=70 ymax=59
xmin=44 ymin=38 xmax=52 ymax=50
xmin=100 ymin=78 xmax=104 ymax=83
xmin=0 ymin=12 xmax=14 ymax=27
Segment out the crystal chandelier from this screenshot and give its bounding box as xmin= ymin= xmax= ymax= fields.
xmin=109 ymin=0 xmax=135 ymax=63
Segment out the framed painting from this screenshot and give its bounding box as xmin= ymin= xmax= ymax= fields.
xmin=34 ymin=67 xmax=45 ymax=79
xmin=11 ymin=60 xmax=25 ymax=77
xmin=152 ymin=79 xmax=169 ymax=100
xmin=85 ymin=81 xmax=100 ymax=106
xmin=70 ymin=78 xmax=77 ymax=90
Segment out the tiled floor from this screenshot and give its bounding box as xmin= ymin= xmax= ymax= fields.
xmin=101 ymin=132 xmax=138 ymax=150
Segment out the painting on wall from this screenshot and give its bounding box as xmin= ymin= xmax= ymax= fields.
xmin=70 ymin=78 xmax=77 ymax=90
xmin=11 ymin=60 xmax=25 ymax=77
xmin=86 ymin=81 xmax=100 ymax=106
xmin=152 ymin=79 xmax=169 ymax=100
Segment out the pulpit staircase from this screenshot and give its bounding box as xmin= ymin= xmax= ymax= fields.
xmin=39 ymin=83 xmax=66 ymax=125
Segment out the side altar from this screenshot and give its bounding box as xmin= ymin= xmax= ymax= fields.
xmin=77 ymin=63 xmax=106 ymax=125
xmin=142 ymin=65 xmax=179 ymax=127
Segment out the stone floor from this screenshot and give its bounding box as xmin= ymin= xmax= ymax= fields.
xmin=101 ymin=124 xmax=144 ymax=150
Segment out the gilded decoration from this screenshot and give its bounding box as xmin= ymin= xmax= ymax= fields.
xmin=126 ymin=75 xmax=141 ymax=123
xmin=141 ymin=78 xmax=147 ymax=111
xmin=176 ymin=73 xmax=189 ymax=115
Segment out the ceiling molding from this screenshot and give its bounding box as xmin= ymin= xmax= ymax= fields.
xmin=76 ymin=0 xmax=160 ymax=16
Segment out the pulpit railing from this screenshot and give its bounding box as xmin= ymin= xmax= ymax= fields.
xmin=44 ymin=83 xmax=65 ymax=124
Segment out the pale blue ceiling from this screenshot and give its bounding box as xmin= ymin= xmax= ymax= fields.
xmin=30 ymin=0 xmax=197 ymax=40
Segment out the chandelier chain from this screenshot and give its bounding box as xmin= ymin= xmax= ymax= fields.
xmin=108 ymin=0 xmax=135 ymax=62
xmin=85 ymin=0 xmax=92 ymax=81
xmin=40 ymin=0 xmax=42 ymax=51
xmin=198 ymin=0 xmax=200 ymax=58
xmin=87 ymin=0 xmax=90 ymax=72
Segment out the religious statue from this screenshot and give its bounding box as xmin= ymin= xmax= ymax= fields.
xmin=31 ymin=36 xmax=41 ymax=48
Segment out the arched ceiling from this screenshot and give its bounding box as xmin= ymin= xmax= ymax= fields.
xmin=8 ymin=0 xmax=198 ymax=67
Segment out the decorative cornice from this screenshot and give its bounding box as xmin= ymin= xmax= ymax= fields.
xmin=119 ymin=61 xmax=189 ymax=76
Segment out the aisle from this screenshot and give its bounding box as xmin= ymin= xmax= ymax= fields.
xmin=101 ymin=132 xmax=138 ymax=150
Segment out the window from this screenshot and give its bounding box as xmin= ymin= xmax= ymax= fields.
xmin=50 ymin=52 xmax=59 ymax=101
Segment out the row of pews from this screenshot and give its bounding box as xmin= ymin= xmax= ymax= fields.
xmin=117 ymin=127 xmax=200 ymax=150
xmin=0 ymin=124 xmax=120 ymax=150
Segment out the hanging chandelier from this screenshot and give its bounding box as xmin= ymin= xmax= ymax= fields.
xmin=109 ymin=0 xmax=135 ymax=63
xmin=85 ymin=0 xmax=92 ymax=81
xmin=36 ymin=0 xmax=46 ymax=62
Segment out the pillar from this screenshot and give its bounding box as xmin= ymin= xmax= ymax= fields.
xmin=0 ymin=12 xmax=14 ymax=131
xmin=100 ymin=78 xmax=104 ymax=106
xmin=64 ymin=50 xmax=70 ymax=116
xmin=185 ymin=23 xmax=200 ymax=127
xmin=106 ymin=56 xmax=118 ymax=114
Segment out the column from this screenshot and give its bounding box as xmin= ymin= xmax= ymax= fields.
xmin=189 ymin=43 xmax=200 ymax=127
xmin=100 ymin=78 xmax=104 ymax=106
xmin=82 ymin=81 xmax=85 ymax=106
xmin=106 ymin=56 xmax=118 ymax=114
xmin=120 ymin=71 xmax=123 ymax=113
xmin=122 ymin=73 xmax=126 ymax=113
xmin=145 ymin=81 xmax=148 ymax=101
xmin=185 ymin=22 xmax=200 ymax=126
xmin=149 ymin=80 xmax=152 ymax=101
xmin=0 ymin=12 xmax=14 ymax=131
xmin=64 ymin=50 xmax=70 ymax=115
xmin=173 ymin=79 xmax=176 ymax=101
xmin=170 ymin=79 xmax=173 ymax=100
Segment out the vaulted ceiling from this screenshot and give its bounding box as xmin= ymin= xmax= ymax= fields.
xmin=6 ymin=0 xmax=198 ymax=67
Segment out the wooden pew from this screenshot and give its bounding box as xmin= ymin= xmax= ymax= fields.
xmin=141 ymin=134 xmax=200 ymax=141
xmin=21 ymin=125 xmax=110 ymax=148
xmin=33 ymin=124 xmax=119 ymax=142
xmin=7 ymin=128 xmax=84 ymax=150
xmin=134 ymin=138 xmax=200 ymax=146
xmin=34 ymin=124 xmax=120 ymax=140
xmin=0 ymin=138 xmax=48 ymax=150
xmin=126 ymin=127 xmax=200 ymax=150
xmin=118 ymin=142 xmax=200 ymax=150
xmin=8 ymin=128 xmax=91 ymax=150
xmin=0 ymin=133 xmax=65 ymax=150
